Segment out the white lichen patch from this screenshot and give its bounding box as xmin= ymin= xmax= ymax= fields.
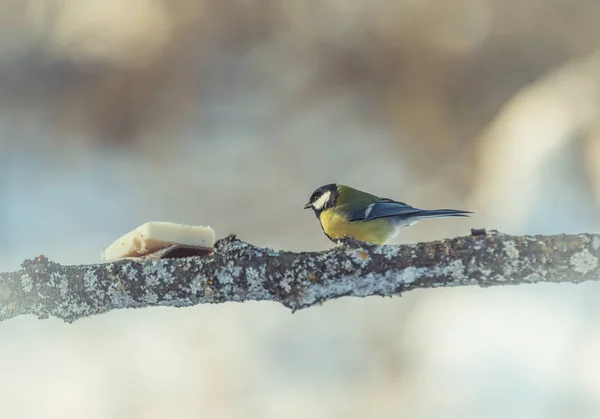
xmin=250 ymin=245 xmax=281 ymax=258
xmin=223 ymin=240 xmax=252 ymax=253
xmin=593 ymin=236 xmax=600 ymax=251
xmin=347 ymin=248 xmax=370 ymax=268
xmin=323 ymin=258 xmax=341 ymax=279
xmin=434 ymin=259 xmax=466 ymax=282
xmin=297 ymin=257 xmax=469 ymax=308
xmin=470 ymin=242 xmax=483 ymax=251
xmin=396 ymin=266 xmax=425 ymax=284
xmin=88 ymin=269 xmax=118 ymax=299
xmin=302 ymin=269 xmax=398 ymax=304
xmin=106 ymin=286 xmax=135 ymax=308
xmin=278 ymin=272 xmax=294 ymax=293
xmin=503 ymin=241 xmax=520 ymax=259
xmin=21 ymin=273 xmax=33 ymax=292
xmin=246 ymin=265 xmax=268 ymax=298
xmin=264 ymin=248 xmax=280 ymax=257
xmin=579 ymin=234 xmax=592 ymax=245
xmin=120 ymin=264 xmax=139 ymax=283
xmin=144 ymin=260 xmax=176 ymax=285
xmin=342 ymin=259 xmax=353 ymax=271
xmin=83 ymin=270 xmax=99 ymax=292
xmin=230 ymin=285 xmax=247 ymax=302
xmin=215 ymin=266 xmax=241 ymax=284
xmin=479 ymin=267 xmax=492 ymax=278
xmin=245 ymin=267 xmax=260 ymax=283
xmin=144 ymin=272 xmax=159 ymax=287
xmin=27 ymin=303 xmax=47 ymax=319
xmin=161 ymin=270 xmax=175 ymax=285
xmin=372 ymin=244 xmax=401 ymax=260
xmin=352 ymin=271 xmax=398 ymax=296
xmin=51 ymin=272 xmax=69 ymax=297
xmin=188 ymin=274 xmax=203 ymax=295
xmin=144 ymin=290 xmax=159 ymax=304
xmin=523 ymin=273 xmax=543 ymax=283
xmin=494 ymin=274 xmax=507 ymax=282
xmin=570 ymin=250 xmax=599 ymax=275
xmin=54 ymin=300 xmax=92 ymax=320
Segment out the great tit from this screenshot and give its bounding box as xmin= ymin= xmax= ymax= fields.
xmin=304 ymin=183 xmax=471 ymax=244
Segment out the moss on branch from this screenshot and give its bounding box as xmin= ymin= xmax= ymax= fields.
xmin=0 ymin=230 xmax=598 ymax=323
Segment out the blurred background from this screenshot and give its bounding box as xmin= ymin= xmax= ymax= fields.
xmin=1 ymin=0 xmax=600 ymax=418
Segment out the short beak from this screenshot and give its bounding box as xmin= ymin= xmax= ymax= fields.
xmin=303 ymin=203 xmax=311 ymax=209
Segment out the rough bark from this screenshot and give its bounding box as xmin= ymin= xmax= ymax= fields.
xmin=0 ymin=230 xmax=599 ymax=323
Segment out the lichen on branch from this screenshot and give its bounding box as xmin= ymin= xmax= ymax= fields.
xmin=0 ymin=230 xmax=599 ymax=323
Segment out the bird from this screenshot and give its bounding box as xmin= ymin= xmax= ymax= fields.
xmin=304 ymin=183 xmax=471 ymax=244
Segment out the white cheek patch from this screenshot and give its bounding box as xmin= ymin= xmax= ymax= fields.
xmin=312 ymin=191 xmax=332 ymax=210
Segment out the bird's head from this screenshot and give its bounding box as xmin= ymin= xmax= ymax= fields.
xmin=303 ymin=183 xmax=339 ymax=216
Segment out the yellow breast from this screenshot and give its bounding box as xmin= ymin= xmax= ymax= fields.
xmin=319 ymin=209 xmax=391 ymax=244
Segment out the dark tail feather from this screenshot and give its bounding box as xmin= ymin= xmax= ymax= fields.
xmin=412 ymin=209 xmax=472 ymax=220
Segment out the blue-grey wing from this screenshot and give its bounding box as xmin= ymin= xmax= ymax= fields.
xmin=343 ymin=199 xmax=420 ymax=222
xmin=343 ymin=199 xmax=470 ymax=222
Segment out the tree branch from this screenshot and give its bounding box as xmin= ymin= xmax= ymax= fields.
xmin=1 ymin=230 xmax=599 ymax=323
